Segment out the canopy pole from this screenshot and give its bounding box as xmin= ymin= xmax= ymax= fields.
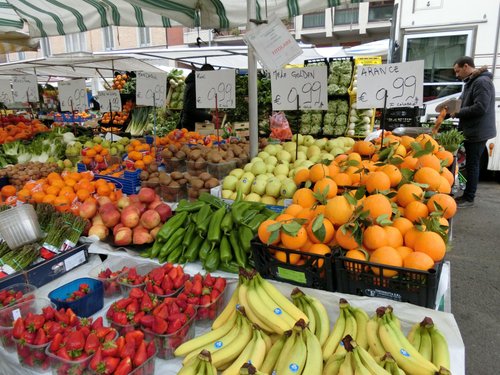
xmin=247 ymin=0 xmax=258 ymax=158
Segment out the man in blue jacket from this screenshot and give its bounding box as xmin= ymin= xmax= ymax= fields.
xmin=451 ymin=56 xmax=497 ymax=208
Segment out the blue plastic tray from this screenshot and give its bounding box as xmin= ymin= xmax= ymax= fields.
xmin=48 ymin=277 xmax=104 ymax=317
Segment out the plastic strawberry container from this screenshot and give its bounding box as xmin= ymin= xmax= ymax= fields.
xmin=142 ymin=313 xmax=196 ymax=360
xmin=194 ymin=286 xmax=227 ymax=323
xmin=0 ymin=283 xmax=37 ymax=310
xmin=129 ymin=346 xmax=157 ymax=375
xmin=45 ymin=347 xmax=93 ymax=375
xmin=0 ymin=297 xmax=54 ymax=352
xmin=89 ymin=257 xmax=145 ymax=298
xmin=48 ymin=277 xmax=104 ymax=318
xmin=117 ymin=263 xmax=158 ymax=297
xmin=107 ymin=318 xmax=138 ymax=336
xmin=14 ymin=338 xmax=51 ymax=372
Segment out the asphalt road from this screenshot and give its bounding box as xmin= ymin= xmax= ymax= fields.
xmin=449 ymin=180 xmax=500 ymax=375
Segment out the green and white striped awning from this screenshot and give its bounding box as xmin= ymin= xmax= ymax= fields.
xmin=1 ymin=0 xmax=176 ymax=38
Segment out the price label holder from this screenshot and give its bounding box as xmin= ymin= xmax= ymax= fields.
xmin=243 ymin=15 xmax=303 ymax=71
xmin=356 ymin=60 xmax=424 ymax=109
xmin=58 ymin=79 xmax=89 ymax=112
xmin=195 ymin=69 xmax=236 ymax=109
xmin=270 ymin=66 xmax=328 ymax=111
xmin=135 ymin=71 xmax=167 ymax=107
xmin=0 ymin=79 xmax=13 ymax=104
xmin=96 ymin=90 xmax=122 ymax=112
xmin=12 ymin=75 xmax=38 ymax=103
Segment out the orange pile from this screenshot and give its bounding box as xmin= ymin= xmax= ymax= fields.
xmin=126 ymin=139 xmax=156 ymax=170
xmin=157 ymin=129 xmax=222 ymax=148
xmin=0 ymin=119 xmax=49 ymax=144
xmin=81 ymin=144 xmax=111 ymax=166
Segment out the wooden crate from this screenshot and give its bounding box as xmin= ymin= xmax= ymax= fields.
xmin=195 ymin=122 xmax=215 ymax=135
xmin=233 ymin=121 xmax=249 ymax=137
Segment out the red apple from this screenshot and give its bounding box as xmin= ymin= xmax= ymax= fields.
xmin=121 ymin=206 xmax=140 ymax=228
xmin=92 ymin=214 xmax=104 ymax=225
xmin=133 ymin=227 xmax=153 ymax=245
xmin=129 ymin=194 xmax=140 ymax=204
xmin=113 ymin=223 xmax=125 ymax=236
xmin=148 ymin=199 xmax=163 ymax=210
xmin=117 ymin=196 xmax=131 ymax=210
xmin=114 ymin=227 xmax=132 ymax=246
xmin=132 ymin=202 xmax=147 ymax=216
xmin=88 ymin=224 xmax=109 ymax=240
xmin=79 ymin=200 xmax=97 ymax=220
xmin=99 ymin=202 xmax=117 ymax=215
xmin=97 ymin=196 xmax=112 ymax=207
xmin=138 ymin=187 xmax=156 ymax=203
xmin=140 ymin=210 xmax=161 ymax=230
xmin=150 ymin=226 xmax=162 ymax=240
xmin=101 ymin=207 xmax=121 ymax=228
xmin=154 ymin=204 xmax=172 ymax=222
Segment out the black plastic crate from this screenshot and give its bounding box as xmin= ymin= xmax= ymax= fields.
xmin=251 ymin=239 xmax=335 ymax=292
xmin=384 ymin=106 xmax=422 ymax=130
xmin=304 ymin=58 xmax=329 ymax=68
xmin=333 ymin=249 xmax=442 ymax=308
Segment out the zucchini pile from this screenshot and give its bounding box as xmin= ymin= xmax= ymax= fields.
xmin=142 ymin=192 xmax=277 ymax=272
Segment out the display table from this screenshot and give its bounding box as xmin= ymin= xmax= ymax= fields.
xmin=0 ymin=247 xmax=465 ymax=375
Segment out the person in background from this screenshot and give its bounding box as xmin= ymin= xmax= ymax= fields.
xmin=450 ymin=56 xmax=496 ymax=208
xmin=179 ymin=63 xmax=215 ymax=131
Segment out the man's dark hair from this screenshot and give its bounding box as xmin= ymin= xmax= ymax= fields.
xmin=200 ymin=63 xmax=214 ymax=71
xmin=454 ymin=56 xmax=475 ymax=68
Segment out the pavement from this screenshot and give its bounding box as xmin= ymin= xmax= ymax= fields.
xmin=448 ymin=180 xmax=500 ymax=375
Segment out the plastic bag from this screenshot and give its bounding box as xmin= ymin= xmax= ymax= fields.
xmin=269 ymin=112 xmax=293 ymax=140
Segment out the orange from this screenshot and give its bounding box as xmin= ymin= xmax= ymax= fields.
xmin=332 ymin=173 xmax=352 ymax=187
xmin=413 ymin=231 xmax=446 ymax=261
xmin=275 ymin=213 xmax=295 ymax=223
xmin=328 ymin=162 xmax=340 ymax=177
xmin=274 ymin=250 xmax=301 ymax=265
xmin=354 ymin=141 xmax=376 ymax=156
xmin=344 ymin=249 xmax=367 ymax=273
xmin=76 ymin=189 xmax=91 ymax=202
xmin=392 ymin=217 xmax=414 ymax=236
xmin=85 ymin=149 xmax=97 ymax=158
xmin=347 ymin=152 xmax=362 ymax=164
xmin=17 ymin=189 xmax=32 ymax=202
xmin=47 ymin=172 xmax=62 ymax=182
xmin=403 ymin=251 xmax=435 ymax=271
xmin=345 ymin=166 xmax=362 ymax=186
xmin=384 ymin=225 xmax=404 ymax=248
xmin=258 ymin=220 xmax=280 ymax=245
xmin=97 ymin=184 xmax=111 ymax=197
xmin=301 ymin=239 xmax=314 ymax=252
xmin=64 ymin=178 xmax=77 ymax=188
xmin=437 ymin=177 xmax=451 ymax=194
xmin=325 ymin=196 xmax=354 ymax=226
xmin=435 ymin=150 xmax=454 ymax=167
xmin=95 ymin=154 xmax=105 ymax=163
xmin=363 ymin=225 xmax=388 ymax=251
xmin=293 ymin=168 xmax=310 ymax=185
xmin=134 ymin=160 xmax=146 ymax=170
xmin=93 ymin=144 xmax=103 ymax=153
xmin=380 ymin=164 xmax=402 ymax=187
xmin=281 ymin=226 xmax=308 ymax=250
xmin=404 ymin=201 xmax=429 ymax=223
xmin=42 ymin=194 xmax=57 ymax=204
xmin=427 ymin=193 xmax=457 ymax=219
xmin=369 ymin=246 xmax=403 ymax=277
xmin=399 ymin=155 xmax=419 ymax=170
xmin=307 ymin=244 xmax=332 ymax=267
xmin=309 ymin=164 xmax=330 ymax=183
xmin=396 ymin=183 xmax=424 ymax=208
xmin=70 ymin=172 xmax=82 ymax=182
xmin=414 ymin=167 xmax=442 ymax=191
xmin=32 ymin=191 xmax=45 ymax=203
xmin=306 ymin=216 xmax=335 ymax=244
xmin=292 ymin=188 xmax=317 ymax=209
xmin=362 ymin=193 xmax=393 ymax=223
xmin=50 ymin=179 xmax=65 ymax=189
xmin=365 ymin=171 xmax=391 ymax=193
xmin=415 ymin=134 xmax=439 ymax=153
xmin=53 ymin=196 xmax=70 ymax=212
xmin=416 ymin=154 xmax=441 ymax=172
xmin=1 ymin=185 xmax=16 ymax=197
xmin=284 ymin=204 xmax=303 ymax=217
xmin=404 ymin=226 xmax=421 ymax=249
xmin=395 ymin=246 xmax=414 ymax=260
xmin=313 ymin=178 xmax=338 ymax=199
xmin=335 ymin=226 xmax=359 ymax=250
xmin=100 ymin=148 xmax=109 ymax=156
xmin=295 ymin=207 xmax=315 ymax=224
xmin=440 ymin=167 xmax=455 ymax=186
xmin=400 ymin=135 xmax=416 ymax=151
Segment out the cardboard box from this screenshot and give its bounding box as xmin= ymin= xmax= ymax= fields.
xmin=232 ymin=122 xmax=249 ymax=138
xmin=0 ymin=244 xmax=89 ymax=290
xmin=195 ymin=122 xmax=215 ymax=135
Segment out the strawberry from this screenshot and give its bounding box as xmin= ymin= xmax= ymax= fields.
xmin=66 ymin=308 xmax=79 ymax=326
xmin=152 ymin=316 xmax=168 ymax=334
xmin=148 ymin=267 xmax=165 ymax=285
xmin=114 ymin=298 xmax=133 ymax=311
xmin=56 ymin=347 xmax=72 ymax=361
xmin=183 ymin=279 xmax=193 ymax=294
xmin=49 ymin=333 xmax=63 ymax=353
xmin=203 ymin=273 xmax=215 ymax=287
xmin=139 ymin=315 xmax=154 ymax=328
xmin=34 ymin=328 xmax=48 ymax=345
xmin=133 ymin=311 xmax=146 ymax=325
xmin=101 ymin=340 xmax=118 ymax=357
xmin=167 ymin=267 xmax=178 ymax=281
xmin=112 ymin=311 xmax=128 ymax=325
xmin=114 ymin=357 xmax=132 ymax=375
xmin=161 ymin=274 xmax=174 ymax=292
xmin=42 ymin=306 xmax=56 ymax=321
xmin=152 ymin=285 xmax=164 ymax=296
xmin=88 ymin=346 xmax=102 ymax=372
xmin=184 ymin=304 xmax=196 ymax=318
xmin=187 ymin=296 xmax=200 ymax=305
xmin=166 ymin=318 xmax=184 ymax=334
xmin=153 ymin=304 xmax=169 ymax=320
xmin=120 ymin=338 xmax=136 ymax=359
xmin=213 ymin=277 xmax=227 ymax=293
xmin=211 ymin=288 xmax=222 ymax=301
xmin=125 ymin=330 xmax=144 ymax=348
xmin=126 ymin=299 xmax=139 ymax=315
xmin=145 ymin=282 xmax=154 ymax=293
xmin=104 ymin=329 xmax=117 ymax=342
xmin=84 ymin=332 xmax=100 ymax=355
xmin=193 ymin=273 xmax=203 ymax=283
xmin=25 ymin=314 xmax=45 ymax=333
xmin=79 ymin=283 xmax=90 ymax=293
xmin=91 ymin=316 xmax=104 ymax=331
xmin=54 ymin=309 xmax=69 ymax=326
xmin=200 ymin=294 xmax=211 ymax=307
xmin=169 ymin=301 xmax=180 ymax=315
xmin=64 ymin=330 xmax=85 ymax=352
xmin=140 ymin=292 xmax=153 ymax=312
xmin=95 ymin=327 xmax=113 ymax=340
xmin=133 ymin=340 xmax=147 ymax=367
xmin=191 ymin=279 xmax=202 ymax=295
xmin=146 ymin=340 xmax=156 ymax=358
xmin=101 ymin=357 xmax=120 ymax=375
xmin=12 ymin=318 xmax=25 ymax=339
xmin=129 ymin=288 xmax=144 ymax=299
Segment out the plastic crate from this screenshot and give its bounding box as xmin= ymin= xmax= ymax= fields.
xmin=48 ymin=277 xmax=104 ymax=317
xmin=77 ymin=163 xmax=141 ymax=195
xmin=333 ymin=249 xmax=442 ymax=308
xmin=207 ymin=160 xmax=237 ymax=180
xmin=251 ymin=239 xmax=335 ymax=292
xmin=384 ymin=107 xmax=422 ymax=131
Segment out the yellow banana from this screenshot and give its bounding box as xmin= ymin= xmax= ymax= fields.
xmin=428 ymin=324 xmax=451 ymax=371
xmin=255 ymin=274 xmax=309 ymax=324
xmin=338 ymin=350 xmax=354 ymax=375
xmin=261 ymin=329 xmax=273 ymax=351
xmin=418 ymin=326 xmax=433 ymax=362
xmin=366 ymin=315 xmax=386 ymax=358
xmin=238 ymin=278 xmax=274 ymax=332
xmin=335 ymin=307 xmax=358 ymax=355
xmin=177 ymin=355 xmax=204 ymax=375
xmin=212 ymin=285 xmax=239 ymax=329
xmin=303 ymin=326 xmax=324 ymax=375
xmin=261 ymin=332 xmax=287 ymax=374
xmin=303 ymin=293 xmax=330 ymax=347
xmin=349 ymin=305 xmax=369 ymax=350
xmin=275 ymin=330 xmax=297 ymax=373
xmin=378 ymin=313 xmax=438 ymax=375
xmin=381 ymin=353 xmax=406 ymax=375
xmin=212 ymin=314 xmax=254 ymax=368
xmin=175 ymin=309 xmax=238 ymax=357
xmin=354 ymin=341 xmax=391 ymax=375
xmin=353 ymin=348 xmax=372 ymax=375
xmin=205 ymin=359 xmax=218 ymax=375
xmin=323 ymin=353 xmax=346 ymax=375
xmin=295 ymin=297 xmax=316 ymax=333
xmin=323 ymin=308 xmax=346 ymax=361
xmin=276 ymin=326 xmax=307 ymax=375
xmin=222 ymin=328 xmax=266 ymax=375
xmin=239 ymin=363 xmax=267 ymax=374
xmin=407 ymin=322 xmax=420 ymax=348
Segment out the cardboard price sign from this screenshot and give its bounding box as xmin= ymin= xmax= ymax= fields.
xmin=58 ymin=79 xmax=88 ymax=112
xmin=270 ymin=66 xmax=328 ymax=110
xmin=195 ymin=69 xmax=236 ymax=109
xmin=0 ymin=79 xmax=13 ymax=104
xmin=12 ymin=75 xmax=38 ymax=103
xmin=96 ymin=90 xmax=122 ymax=112
xmin=135 ymin=71 xmax=167 ymax=107
xmin=356 ymin=60 xmax=424 ymax=109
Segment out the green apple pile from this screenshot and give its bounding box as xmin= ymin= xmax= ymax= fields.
xmin=221 ymin=135 xmax=355 ymax=205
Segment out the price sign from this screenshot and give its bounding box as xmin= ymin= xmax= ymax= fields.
xmin=244 ymin=15 xmax=303 ymax=71
xmin=270 ymin=66 xmax=328 ymax=111
xmin=58 ymin=79 xmax=88 ymax=112
xmin=195 ymin=69 xmax=236 ymax=109
xmin=95 ymin=90 xmax=122 ymax=112
xmin=356 ymin=60 xmax=424 ymax=109
xmin=136 ymin=71 xmax=167 ymax=107
xmin=12 ymin=75 xmax=38 ymax=103
xmin=0 ymin=79 xmax=13 ymax=104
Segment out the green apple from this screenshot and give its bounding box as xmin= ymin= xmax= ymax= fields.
xmin=275 ymin=174 xmax=287 ymax=182
xmin=281 ymin=178 xmax=297 ymax=199
xmin=84 ymin=141 xmax=94 ymax=149
xmin=314 ymin=138 xmax=327 ymax=149
xmin=306 ymin=145 xmax=321 ymax=159
xmin=256 ymin=174 xmax=270 ymax=181
xmin=273 ymin=164 xmax=289 ymax=176
xmin=251 ymin=161 xmax=267 ymax=176
xmin=291 ymin=134 xmax=304 ymax=145
xmin=283 ymin=142 xmax=297 ymax=154
xmin=251 ymin=179 xmax=267 ymax=195
xmin=237 ymin=173 xmax=255 ymax=194
xmin=266 ymin=164 xmax=275 ymax=173
xmin=110 ymin=147 xmax=119 ymax=156
xmin=261 ymin=196 xmax=277 ymax=205
xmin=264 ymin=144 xmax=280 ymax=155
xmin=229 ymin=192 xmax=238 ymax=200
xmin=265 ymin=178 xmax=282 ymax=198
xmin=303 ymin=135 xmax=315 ymax=147
xmin=230 ymin=168 xmax=245 ymax=179
xmin=276 ymin=150 xmax=292 ymax=163
xmin=250 ymin=157 xmax=263 ymax=164
xmin=265 ymin=156 xmax=278 ymax=166
xmin=257 ymin=151 xmax=270 ymax=160
xmin=331 ymin=147 xmax=344 ymax=156
xmin=222 ymin=175 xmax=238 ymax=191
xmin=243 ymin=163 xmax=254 ymax=172
xmin=222 ymin=190 xmax=233 ymax=199
xmin=245 ymin=193 xmax=261 ymax=202
xmin=93 ymin=136 xmax=103 ymax=144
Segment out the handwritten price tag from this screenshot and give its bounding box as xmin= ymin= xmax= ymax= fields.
xmin=12 ymin=75 xmax=38 ymax=103
xmin=356 ymin=60 xmax=424 ymax=109
xmin=136 ymin=72 xmax=167 ymax=107
xmin=195 ymin=69 xmax=236 ymax=109
xmin=270 ymin=66 xmax=328 ymax=111
xmin=59 ymin=79 xmax=89 ymax=112
xmin=0 ymin=79 xmax=13 ymax=104
xmin=96 ymin=90 xmax=122 ymax=112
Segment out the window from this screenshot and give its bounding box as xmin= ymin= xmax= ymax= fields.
xmin=303 ymin=12 xmax=325 ymax=29
xmin=404 ymin=30 xmax=472 ymax=102
xmin=65 ymin=32 xmax=87 ymax=52
xmin=334 ymin=6 xmax=359 ymax=25
xmin=40 ymin=37 xmax=51 ymax=57
xmin=17 ymin=52 xmax=26 ymax=60
xmin=103 ymin=27 xmax=114 ymax=51
xmin=368 ymin=2 xmax=394 ymax=22
xmin=138 ymin=27 xmax=151 ymax=47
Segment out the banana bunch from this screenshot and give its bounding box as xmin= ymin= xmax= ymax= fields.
xmin=380 ymin=353 xmax=406 ymax=375
xmin=291 ymin=287 xmax=330 ymax=347
xmin=239 ymin=363 xmax=267 ymax=374
xmin=261 ymin=320 xmax=323 ymax=375
xmin=408 ymin=317 xmax=451 ymax=373
xmin=322 ymin=298 xmax=370 ymax=360
xmin=237 ymin=270 xmax=309 ymax=335
xmin=177 ymin=350 xmax=218 ymax=375
xmin=323 ymin=335 xmax=390 ymax=375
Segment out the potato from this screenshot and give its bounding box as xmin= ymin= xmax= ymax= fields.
xmin=209 ymin=153 xmax=222 ymax=163
xmin=191 ymin=178 xmax=204 ymax=189
xmin=205 ymin=178 xmax=219 ymax=189
xmin=161 ymin=149 xmax=173 ymax=159
xmin=170 ymin=171 xmax=183 ymax=180
xmin=149 ymin=162 xmax=158 ymax=172
xmin=148 ymin=177 xmax=160 ymax=184
xmin=169 ymin=181 xmax=180 ymax=188
xmin=175 ymin=151 xmax=186 ymax=160
xmin=168 ymin=144 xmax=178 ymax=153
xmin=198 ymin=172 xmax=212 ymax=181
xmin=190 ymin=149 xmax=201 ymax=160
xmin=159 ymin=173 xmax=172 ymax=185
xmin=140 ymin=171 xmax=150 ymax=181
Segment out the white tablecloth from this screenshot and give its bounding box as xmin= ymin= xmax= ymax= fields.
xmin=0 ymin=248 xmax=465 ymax=375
